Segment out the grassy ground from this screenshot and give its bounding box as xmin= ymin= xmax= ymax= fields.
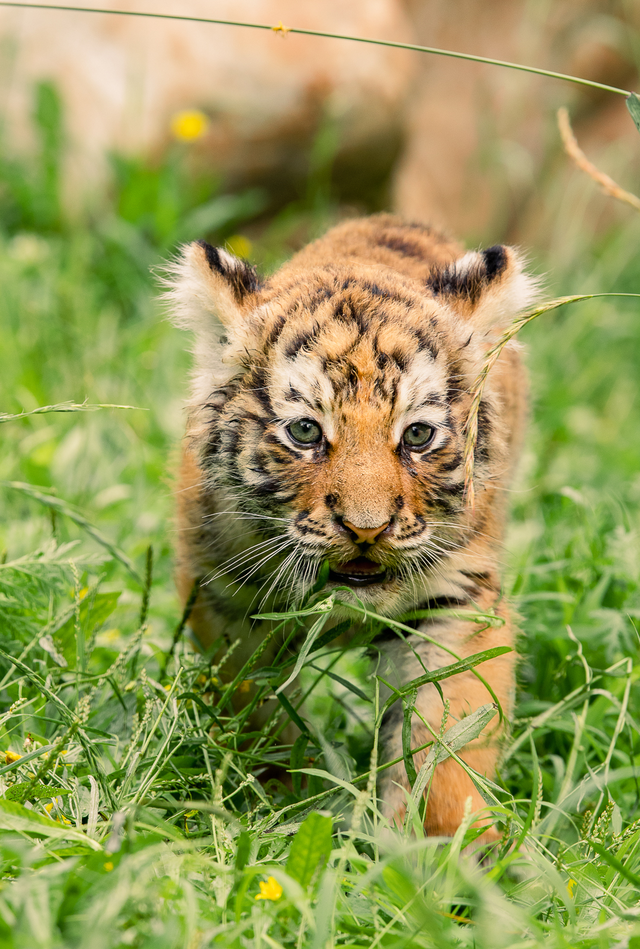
xmin=0 ymin=83 xmax=640 ymax=948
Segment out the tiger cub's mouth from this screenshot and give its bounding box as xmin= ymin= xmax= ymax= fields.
xmin=329 ymin=556 xmax=388 ymax=587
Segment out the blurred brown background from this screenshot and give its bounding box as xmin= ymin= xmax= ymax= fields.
xmin=0 ymin=0 xmax=638 ymax=245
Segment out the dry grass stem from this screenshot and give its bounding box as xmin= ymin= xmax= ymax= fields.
xmin=558 ymin=107 xmax=640 ymax=213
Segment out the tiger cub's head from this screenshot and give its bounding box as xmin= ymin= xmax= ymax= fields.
xmin=167 ymin=219 xmax=537 ymax=615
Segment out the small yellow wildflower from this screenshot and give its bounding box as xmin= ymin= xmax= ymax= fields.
xmin=171 ymin=109 xmax=209 ymax=142
xmin=568 ymin=878 xmax=577 ymax=897
xmin=226 ymin=235 xmax=253 ymax=259
xmin=272 ymin=20 xmax=290 ymax=35
xmin=44 ymin=801 xmax=71 ymax=823
xmin=255 ymin=876 xmax=283 ymax=901
xmin=104 ymin=861 xmax=114 ymax=872
xmin=238 ymin=679 xmax=253 ymax=694
xmin=4 ymin=750 xmax=21 ymax=764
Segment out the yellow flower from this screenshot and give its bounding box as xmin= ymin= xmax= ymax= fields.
xmin=255 ymin=876 xmax=283 ymax=901
xmin=238 ymin=679 xmax=253 ymax=694
xmin=44 ymin=802 xmax=54 ymax=813
xmin=568 ymin=878 xmax=577 ymax=897
xmin=272 ymin=20 xmax=290 ymax=35
xmin=171 ymin=109 xmax=209 ymax=142
xmin=104 ymin=861 xmax=114 ymax=872
xmin=4 ymin=750 xmax=21 ymax=764
xmin=226 ymin=235 xmax=253 ymax=260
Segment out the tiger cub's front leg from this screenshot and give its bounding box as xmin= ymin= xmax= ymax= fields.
xmin=377 ymin=602 xmax=515 ymax=838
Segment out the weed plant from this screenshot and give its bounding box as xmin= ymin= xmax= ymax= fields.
xmin=0 ymin=83 xmax=639 ymax=948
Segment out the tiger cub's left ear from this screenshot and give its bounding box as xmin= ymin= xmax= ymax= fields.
xmin=427 ymin=245 xmax=539 ymax=330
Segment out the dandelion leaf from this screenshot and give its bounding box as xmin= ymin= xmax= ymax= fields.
xmin=5 ymin=783 xmax=71 ymax=804
xmin=286 ymin=811 xmax=332 ymax=890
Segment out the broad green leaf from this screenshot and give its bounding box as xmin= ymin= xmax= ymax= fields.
xmin=286 ymin=811 xmax=332 ymax=890
xmin=5 ymin=783 xmax=71 ymax=803
xmin=408 ymin=703 xmax=498 ymax=813
xmin=0 ymin=798 xmax=101 ymax=850
xmin=626 ymin=92 xmax=640 ymax=134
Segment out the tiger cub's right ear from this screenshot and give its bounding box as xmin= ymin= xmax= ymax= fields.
xmin=164 ymin=240 xmax=263 ymax=384
xmin=166 ymin=240 xmax=262 ymax=333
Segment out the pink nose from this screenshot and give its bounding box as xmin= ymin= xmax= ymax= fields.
xmin=342 ymin=519 xmax=390 ymax=545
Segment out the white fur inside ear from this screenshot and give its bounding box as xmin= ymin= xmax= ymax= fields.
xmin=461 ymin=248 xmax=542 ymax=332
xmin=161 ymin=242 xmax=255 ymax=393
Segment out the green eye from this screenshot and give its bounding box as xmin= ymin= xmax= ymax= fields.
xmin=402 ymin=423 xmax=435 ymax=449
xmin=287 ymin=418 xmax=323 ymax=446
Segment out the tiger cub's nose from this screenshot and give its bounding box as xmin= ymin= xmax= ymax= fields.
xmin=341 ymin=518 xmax=390 ymax=545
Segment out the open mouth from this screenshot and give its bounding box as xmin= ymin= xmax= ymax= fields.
xmin=329 ymin=557 xmax=388 ymax=587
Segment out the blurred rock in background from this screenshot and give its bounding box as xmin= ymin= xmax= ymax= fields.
xmin=393 ymin=0 xmax=640 ymax=242
xmin=0 ymin=0 xmax=415 ymax=210
xmin=0 ymin=0 xmax=638 ymax=241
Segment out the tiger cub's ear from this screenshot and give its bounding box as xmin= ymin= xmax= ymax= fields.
xmin=167 ymin=240 xmax=261 ymax=332
xmin=164 ymin=240 xmax=263 ymax=385
xmin=427 ymin=245 xmax=539 ymax=330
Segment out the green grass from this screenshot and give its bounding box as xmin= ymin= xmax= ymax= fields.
xmin=0 ymin=82 xmax=640 ymax=948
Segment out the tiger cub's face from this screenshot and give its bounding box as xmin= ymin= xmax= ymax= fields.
xmin=168 ymin=224 xmax=535 ymax=615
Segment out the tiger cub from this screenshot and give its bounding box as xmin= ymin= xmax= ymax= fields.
xmin=168 ymin=214 xmax=536 ymax=837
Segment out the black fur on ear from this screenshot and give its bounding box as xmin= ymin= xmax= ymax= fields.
xmin=196 ymin=240 xmax=262 ymax=302
xmin=426 ymin=246 xmax=508 ymax=305
xmin=426 ymin=244 xmax=538 ymax=328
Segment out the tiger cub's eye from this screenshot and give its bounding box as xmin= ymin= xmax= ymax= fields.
xmin=287 ymin=418 xmax=323 ymax=446
xmin=402 ymin=423 xmax=435 ymax=449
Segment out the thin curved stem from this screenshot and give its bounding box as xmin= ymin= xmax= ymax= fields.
xmin=0 ymin=2 xmax=631 ymax=97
